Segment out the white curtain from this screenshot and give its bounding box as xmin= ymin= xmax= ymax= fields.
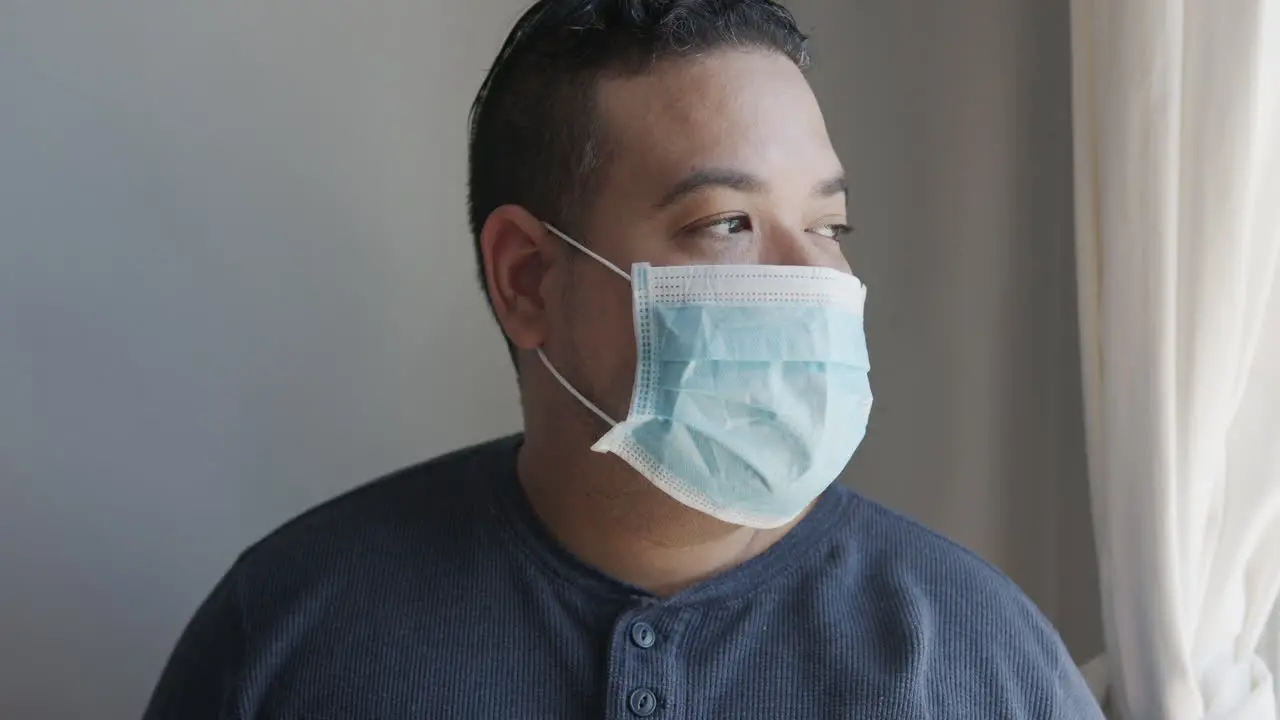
xmin=1070 ymin=0 xmax=1280 ymax=718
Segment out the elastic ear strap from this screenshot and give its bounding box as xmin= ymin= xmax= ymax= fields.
xmin=536 ymin=348 xmax=618 ymax=426
xmin=543 ymin=223 xmax=631 ymax=281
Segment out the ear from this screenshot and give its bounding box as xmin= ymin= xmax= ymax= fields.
xmin=479 ymin=205 xmax=559 ymax=352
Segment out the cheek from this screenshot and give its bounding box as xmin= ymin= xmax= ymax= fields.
xmin=567 ymin=274 xmax=639 ymax=416
xmin=828 ymin=244 xmax=854 ymax=273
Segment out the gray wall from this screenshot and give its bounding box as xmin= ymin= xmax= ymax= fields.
xmin=0 ymin=2 xmax=1100 ymax=717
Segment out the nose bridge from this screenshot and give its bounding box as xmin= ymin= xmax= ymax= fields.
xmin=760 ymin=225 xmax=827 ymax=268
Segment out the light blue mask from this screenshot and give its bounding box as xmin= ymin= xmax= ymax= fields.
xmin=539 ymin=224 xmax=873 ymax=529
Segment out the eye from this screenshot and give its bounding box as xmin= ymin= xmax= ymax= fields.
xmin=811 ymin=222 xmax=854 ymax=241
xmin=697 ymin=214 xmax=754 ymax=238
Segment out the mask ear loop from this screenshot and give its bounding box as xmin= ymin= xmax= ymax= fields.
xmin=535 ymin=223 xmax=627 ymax=427
xmin=543 ymin=223 xmax=631 ymax=281
xmin=536 ymin=349 xmax=618 ymax=426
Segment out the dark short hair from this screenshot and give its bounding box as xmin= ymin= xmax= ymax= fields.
xmin=466 ymin=0 xmax=810 ymax=357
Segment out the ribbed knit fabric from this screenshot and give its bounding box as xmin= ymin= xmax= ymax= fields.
xmin=143 ymin=435 xmax=1103 ymax=719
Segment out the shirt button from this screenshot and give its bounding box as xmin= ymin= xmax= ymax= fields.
xmin=628 ymin=688 xmax=658 ymax=717
xmin=630 ymin=621 xmax=656 ymax=649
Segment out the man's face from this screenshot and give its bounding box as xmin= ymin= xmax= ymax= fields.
xmin=547 ymin=49 xmax=850 ymax=424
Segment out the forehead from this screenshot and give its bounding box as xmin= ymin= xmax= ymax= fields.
xmin=591 ymin=50 xmax=839 ymax=197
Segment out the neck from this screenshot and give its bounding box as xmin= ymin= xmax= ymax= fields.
xmin=516 ymin=429 xmax=806 ymax=597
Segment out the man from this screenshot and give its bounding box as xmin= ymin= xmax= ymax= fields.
xmin=145 ymin=1 xmax=1103 ymax=718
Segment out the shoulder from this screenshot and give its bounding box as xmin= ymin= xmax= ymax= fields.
xmin=820 ymin=487 xmax=1102 ymax=717
xmin=145 ymin=437 xmax=522 ymax=719
xmin=227 ymin=435 xmax=520 ymax=611
xmin=832 ymin=487 xmax=1056 ymax=630
xmin=246 ymin=434 xmax=516 ymax=550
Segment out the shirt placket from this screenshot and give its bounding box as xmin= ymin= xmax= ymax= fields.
xmin=603 ymin=599 xmax=695 ymax=720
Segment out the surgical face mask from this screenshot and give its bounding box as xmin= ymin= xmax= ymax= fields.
xmin=538 ymin=224 xmax=873 ymax=529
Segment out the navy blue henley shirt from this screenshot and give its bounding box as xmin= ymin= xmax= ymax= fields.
xmin=143 ymin=435 xmax=1103 ymax=719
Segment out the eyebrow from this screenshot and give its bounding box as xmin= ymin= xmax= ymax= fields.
xmin=655 ymin=168 xmax=765 ymax=208
xmin=654 ymin=168 xmax=848 ymax=208
xmin=814 ymin=174 xmax=849 ymax=199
